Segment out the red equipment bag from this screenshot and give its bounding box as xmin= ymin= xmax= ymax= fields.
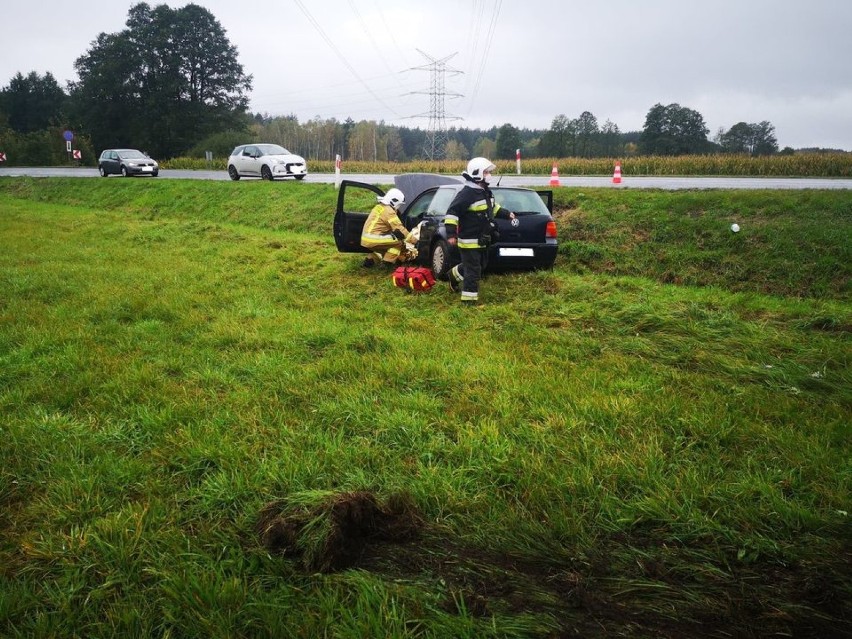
xmin=391 ymin=266 xmax=436 ymax=292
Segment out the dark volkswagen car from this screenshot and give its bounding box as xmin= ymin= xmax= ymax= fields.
xmin=333 ymin=174 xmax=558 ymax=278
xmin=98 ymin=149 xmax=159 ymax=177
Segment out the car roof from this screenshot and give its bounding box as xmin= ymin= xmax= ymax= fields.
xmin=230 ymin=143 xmax=293 ymax=153
xmin=393 ymin=173 xmax=538 ymax=204
xmin=101 ymin=148 xmax=145 ymax=154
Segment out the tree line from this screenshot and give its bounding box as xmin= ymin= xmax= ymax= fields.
xmin=0 ymin=2 xmax=844 ymax=166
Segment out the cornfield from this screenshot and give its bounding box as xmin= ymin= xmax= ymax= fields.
xmin=162 ymin=153 xmax=852 ymax=177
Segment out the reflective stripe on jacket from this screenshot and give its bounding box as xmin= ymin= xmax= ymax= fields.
xmin=444 ymin=183 xmax=508 ymax=249
xmin=361 ymin=204 xmax=411 ymax=249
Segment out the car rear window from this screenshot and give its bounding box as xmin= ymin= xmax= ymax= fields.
xmin=495 ymin=190 xmax=550 ymax=216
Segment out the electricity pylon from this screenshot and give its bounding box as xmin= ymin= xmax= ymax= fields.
xmin=409 ymin=49 xmax=463 ymax=161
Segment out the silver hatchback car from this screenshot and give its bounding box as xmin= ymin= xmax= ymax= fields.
xmin=227 ymin=144 xmax=307 ymax=181
xmin=98 ymin=149 xmax=159 ymax=177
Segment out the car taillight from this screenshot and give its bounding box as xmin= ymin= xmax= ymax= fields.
xmin=546 ymin=220 xmax=557 ymax=239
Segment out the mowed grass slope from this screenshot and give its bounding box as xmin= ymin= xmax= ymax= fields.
xmin=1 ymin=178 xmax=850 ymax=638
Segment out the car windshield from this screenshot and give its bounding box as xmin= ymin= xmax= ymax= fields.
xmin=119 ymin=150 xmax=148 ymax=159
xmin=257 ymin=144 xmax=290 ymax=156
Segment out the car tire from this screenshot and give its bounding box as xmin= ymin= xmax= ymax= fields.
xmin=431 ymin=238 xmax=453 ymax=280
xmin=294 ymin=174 xmax=306 ymax=180
xmin=121 ymin=166 xmax=129 ymax=177
xmin=261 ymin=165 xmax=273 ymax=181
xmin=98 ymin=165 xmax=107 ymax=177
xmin=152 ymin=171 xmax=159 ymax=177
xmin=228 ymin=165 xmax=240 ymax=181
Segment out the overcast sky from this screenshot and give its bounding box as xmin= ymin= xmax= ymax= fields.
xmin=2 ymin=0 xmax=851 ymax=150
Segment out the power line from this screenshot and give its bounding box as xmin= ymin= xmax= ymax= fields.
xmin=293 ymin=0 xmax=400 ymax=117
xmin=347 ymin=0 xmax=407 ymax=87
xmin=251 ymin=70 xmax=419 ymax=101
xmin=466 ymin=0 xmax=503 ymax=118
xmin=250 ymin=77 xmax=421 ymax=122
xmin=373 ymin=0 xmax=411 ymax=69
xmin=463 ymin=0 xmax=484 ymax=99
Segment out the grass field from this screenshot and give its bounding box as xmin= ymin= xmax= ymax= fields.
xmin=161 ymin=153 xmax=852 ymax=178
xmin=1 ymin=178 xmax=850 ymax=637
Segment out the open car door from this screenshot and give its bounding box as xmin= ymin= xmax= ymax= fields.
xmin=333 ymin=180 xmax=385 ymax=253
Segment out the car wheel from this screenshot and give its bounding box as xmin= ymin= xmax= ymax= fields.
xmin=294 ymin=174 xmax=306 ymax=180
xmin=261 ymin=165 xmax=273 ymax=181
xmin=121 ymin=165 xmax=129 ymax=177
xmin=152 ymin=170 xmax=159 ymax=177
xmin=228 ymin=165 xmax=240 ymax=181
xmin=431 ymin=238 xmax=453 ymax=280
xmin=98 ymin=165 xmax=107 ymax=177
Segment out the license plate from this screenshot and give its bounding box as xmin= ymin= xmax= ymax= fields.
xmin=499 ymin=248 xmax=534 ymax=257
xmin=142 ymin=166 xmax=152 ymax=172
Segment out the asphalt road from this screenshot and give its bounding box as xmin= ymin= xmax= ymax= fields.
xmin=2 ymin=166 xmax=852 ymax=189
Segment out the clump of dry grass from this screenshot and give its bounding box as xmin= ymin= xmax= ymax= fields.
xmin=257 ymin=490 xmax=423 ymax=572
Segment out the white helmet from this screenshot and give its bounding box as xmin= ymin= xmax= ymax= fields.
xmin=463 ymin=157 xmax=497 ymax=183
xmin=378 ymin=187 xmax=405 ymax=209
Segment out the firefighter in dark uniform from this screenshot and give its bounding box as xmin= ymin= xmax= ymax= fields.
xmin=445 ymin=157 xmax=515 ymax=303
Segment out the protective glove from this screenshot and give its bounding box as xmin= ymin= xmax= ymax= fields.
xmin=406 ymin=221 xmax=426 ymax=244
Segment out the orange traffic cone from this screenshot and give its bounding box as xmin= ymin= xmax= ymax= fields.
xmin=612 ymin=161 xmax=623 ymax=184
xmin=549 ymin=164 xmax=560 ymax=186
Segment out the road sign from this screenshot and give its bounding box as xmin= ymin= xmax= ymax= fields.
xmin=66 ymin=141 xmax=72 ymax=152
xmin=0 ymin=152 xmax=6 ymax=162
xmin=63 ymin=130 xmax=74 ymax=141
xmin=72 ymin=150 xmax=82 ymax=160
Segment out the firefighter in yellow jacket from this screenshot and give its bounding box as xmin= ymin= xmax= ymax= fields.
xmin=360 ymin=188 xmax=418 ymax=267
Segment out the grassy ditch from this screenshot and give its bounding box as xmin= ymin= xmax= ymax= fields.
xmin=1 ymin=178 xmax=850 ymax=637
